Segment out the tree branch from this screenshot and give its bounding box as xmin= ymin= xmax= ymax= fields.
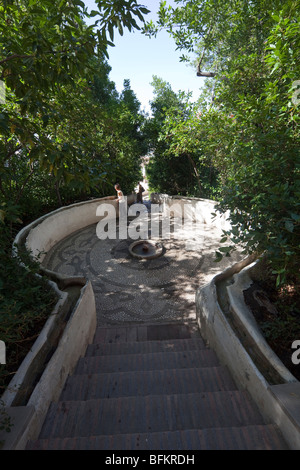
xmin=0 ymin=54 xmax=35 ymax=66
xmin=196 ymin=24 xmax=216 ymax=78
xmin=187 ymin=153 xmax=202 ymax=194
xmin=0 ymin=45 xmax=84 ymax=66
xmin=15 ymin=167 xmax=35 ymax=205
xmin=197 ymin=70 xmax=216 ymax=77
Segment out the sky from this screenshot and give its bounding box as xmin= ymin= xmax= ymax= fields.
xmin=83 ymin=0 xmax=204 ymax=114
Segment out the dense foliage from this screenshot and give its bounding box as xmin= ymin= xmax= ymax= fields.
xmin=0 ymin=224 xmax=57 ymax=393
xmin=0 ymin=1 xmax=149 ymax=397
xmin=0 ymin=0 xmax=299 ymax=399
xmin=0 ymin=1 xmax=149 ymax=225
xmin=146 ymin=76 xmax=221 ymax=198
xmin=144 ymin=0 xmax=300 ymax=286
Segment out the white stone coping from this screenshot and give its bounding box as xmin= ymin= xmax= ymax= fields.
xmin=7 ymin=194 xmax=299 ymax=448
xmin=0 ymin=281 xmax=96 ymax=450
xmin=23 ymin=280 xmax=97 ymax=448
xmin=150 ymin=193 xmax=231 ymax=231
xmin=1 ymin=281 xmax=68 ymax=408
xmin=1 ymin=198 xmax=119 ymax=448
xmin=227 ymin=261 xmax=297 ymax=383
xmin=22 ymin=195 xmax=133 ymax=262
xmin=196 ymin=257 xmax=300 ymax=449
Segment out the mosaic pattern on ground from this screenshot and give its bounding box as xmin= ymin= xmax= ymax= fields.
xmin=42 ymin=213 xmax=242 ymax=325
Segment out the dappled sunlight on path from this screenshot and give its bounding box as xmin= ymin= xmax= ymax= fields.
xmin=42 ymin=210 xmax=243 ymax=325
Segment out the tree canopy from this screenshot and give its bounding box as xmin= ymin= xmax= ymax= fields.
xmin=0 ymin=0 xmax=299 ymax=287
xmin=0 ymin=0 xmax=150 ymax=225
xmin=0 ymin=0 xmax=299 ymax=394
xmin=144 ymin=0 xmax=300 ymax=286
xmin=0 ymin=0 xmax=150 ymax=392
xmin=145 ymin=76 xmax=220 ymax=198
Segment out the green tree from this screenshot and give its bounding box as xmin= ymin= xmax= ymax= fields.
xmin=0 ymin=1 xmax=150 ymax=392
xmin=0 ymin=0 xmax=150 ymax=223
xmin=145 ymin=76 xmax=220 ymax=197
xmin=145 ymin=0 xmax=300 ymax=286
xmin=0 ymin=56 xmax=148 ymax=223
xmin=145 ymin=76 xmax=187 ymax=194
xmin=1 ymin=0 xmax=149 ymax=111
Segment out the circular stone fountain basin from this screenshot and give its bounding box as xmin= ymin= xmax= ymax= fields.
xmin=129 ymin=240 xmax=163 ymax=260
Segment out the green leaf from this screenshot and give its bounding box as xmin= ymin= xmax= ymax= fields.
xmin=290 ymin=213 xmax=300 ymax=222
xmin=219 ymin=246 xmax=232 ymax=253
xmin=108 ymin=23 xmax=114 ymax=41
xmin=285 ymin=220 xmax=294 ymax=232
xmin=270 ymin=62 xmax=280 ymax=75
xmin=89 ymin=10 xmax=99 ymax=17
xmin=139 ymin=8 xmax=150 ymax=14
xmin=73 ymin=0 xmax=85 ymax=7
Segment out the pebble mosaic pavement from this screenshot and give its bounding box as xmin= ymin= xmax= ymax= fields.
xmin=42 ymin=203 xmax=243 ymax=326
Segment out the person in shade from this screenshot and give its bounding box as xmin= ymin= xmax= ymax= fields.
xmin=136 ymin=182 xmax=145 ymax=203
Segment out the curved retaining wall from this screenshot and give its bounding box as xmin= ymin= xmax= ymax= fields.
xmin=0 ymin=280 xmax=96 ymax=450
xmin=1 ymin=195 xmax=134 ymax=449
xmin=196 ymin=258 xmax=300 ymax=449
xmin=2 ymin=193 xmax=230 ymax=448
xmin=150 ymin=193 xmax=231 ymax=232
xmin=23 ymin=193 xmax=227 ymax=262
xmin=5 ymin=193 xmax=299 ymax=449
xmin=24 ymin=195 xmax=135 ymax=262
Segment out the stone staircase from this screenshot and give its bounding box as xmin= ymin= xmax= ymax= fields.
xmin=27 ymin=322 xmax=288 ymax=450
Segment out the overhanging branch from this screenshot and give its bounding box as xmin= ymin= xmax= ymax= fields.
xmin=197 ymin=68 xmax=215 ymax=77
xmin=196 ymin=24 xmax=215 ymax=78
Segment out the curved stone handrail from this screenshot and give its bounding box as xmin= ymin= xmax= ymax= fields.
xmin=150 ymin=193 xmax=231 ymax=231
xmin=3 ymin=193 xmax=299 ymax=449
xmin=196 ymin=257 xmax=300 ymax=449
xmin=226 ymin=261 xmax=297 ymax=384
xmin=22 ymin=195 xmax=134 ymax=262
xmin=1 ymin=196 xmax=130 ymax=448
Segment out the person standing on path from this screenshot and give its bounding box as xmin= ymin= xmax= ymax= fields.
xmin=115 ymin=183 xmax=125 ymax=202
xmin=115 ymin=184 xmax=127 ymax=235
xmin=136 ymin=182 xmax=145 ymax=204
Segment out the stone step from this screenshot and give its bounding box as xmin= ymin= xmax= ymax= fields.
xmin=60 ymin=366 xmax=237 ymax=401
xmin=38 ymin=391 xmax=265 ymax=439
xmin=86 ymin=337 xmax=207 ymax=357
xmin=74 ymin=349 xmax=220 ymax=375
xmin=92 ymin=322 xmax=199 ymax=344
xmin=27 ymin=424 xmax=288 ymax=450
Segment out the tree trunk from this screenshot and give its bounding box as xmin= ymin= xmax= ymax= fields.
xmin=187 ymin=154 xmax=202 ymax=195
xmin=54 ymin=179 xmax=62 ymax=206
xmin=197 ymin=70 xmax=216 ymax=77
